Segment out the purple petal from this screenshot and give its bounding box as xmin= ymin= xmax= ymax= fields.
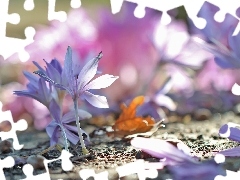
xmin=63 ymin=46 xmax=73 ymax=80
xmin=65 ymin=125 xmax=90 ymax=145
xmin=193 ymin=37 xmax=238 ymax=69
xmin=83 ymin=74 xmax=118 ymax=91
xmin=46 ymin=122 xmax=60 ymax=146
xmin=64 ymin=128 xmax=79 ymax=145
xmin=219 ymin=147 xmax=240 ymax=157
xmin=131 ymin=137 xmax=193 ymax=165
xmin=228 ymin=29 xmax=240 ymax=58
xmin=50 ymin=58 xmax=62 ymax=74
xmin=78 ymin=52 xmax=103 ymax=90
xmin=214 ymin=57 xmax=237 ymax=69
xmin=83 ymin=91 xmax=109 ymax=108
xmin=45 ymin=59 xmax=61 ymax=83
xmin=153 ymin=94 xmax=176 ymax=111
xmin=169 ymin=159 xmax=226 ymax=180
xmin=23 ymin=71 xmax=39 ymax=87
xmin=219 ymin=122 xmax=240 ymax=141
xmin=49 ymin=99 xmax=61 ymax=123
xmin=38 ymin=78 xmax=51 ymax=105
xmin=62 ymin=109 xmax=92 ymax=123
xmin=33 ymin=61 xmax=46 ymax=72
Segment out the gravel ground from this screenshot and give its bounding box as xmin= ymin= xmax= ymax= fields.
xmin=2 ymin=111 xmax=240 ymax=180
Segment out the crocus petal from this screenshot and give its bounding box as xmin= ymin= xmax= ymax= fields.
xmin=49 ymin=99 xmax=61 ymax=123
xmin=33 ymin=61 xmax=46 ymax=72
xmin=131 ymin=137 xmax=193 ymax=164
xmin=193 ymin=37 xmax=238 ymax=68
xmin=154 ymin=94 xmax=176 ymax=111
xmin=136 ymin=101 xmax=161 ymax=120
xmin=62 ymin=109 xmax=92 ymax=123
xmin=232 ymin=83 xmax=240 ymax=96
xmin=65 ymin=125 xmax=91 ymax=144
xmin=23 ymin=71 xmax=39 ymax=87
xmin=219 ymin=147 xmax=240 ymax=157
xmin=45 ymin=59 xmax=61 ymax=83
xmin=63 ymin=46 xmax=73 ymax=80
xmin=50 ymin=58 xmax=62 ymax=74
xmin=65 ymin=128 xmax=79 ymax=145
xmin=169 ymin=159 xmax=226 ymax=180
xmin=78 ymin=52 xmax=103 ymax=89
xmin=83 ymin=74 xmax=118 ymax=91
xmin=228 ymin=29 xmax=240 ymax=58
xmin=83 ymin=91 xmax=109 ymax=108
xmin=219 ymin=122 xmax=240 ymax=141
xmin=46 ymin=122 xmax=60 ymax=146
xmin=13 ymin=90 xmax=41 ymax=103
xmin=38 ymin=78 xmax=51 ymax=105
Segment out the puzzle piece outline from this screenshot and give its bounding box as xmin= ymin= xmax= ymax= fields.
xmin=0 ymin=101 xmax=28 ymax=150
xmin=0 ymin=156 xmax=15 ymax=180
xmin=0 ymin=0 xmax=82 ymax=62
xmin=20 ymin=149 xmax=74 ymax=180
xmin=1 ymin=0 xmax=240 ymax=179
xmin=110 ymin=0 xmax=240 ymax=34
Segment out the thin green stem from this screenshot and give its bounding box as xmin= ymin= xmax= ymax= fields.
xmin=73 ymin=98 xmax=89 ymax=155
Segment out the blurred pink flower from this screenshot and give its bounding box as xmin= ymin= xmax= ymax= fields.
xmin=25 ymin=9 xmax=97 ymax=63
xmin=195 ymin=59 xmax=240 ymax=92
xmin=95 ymin=3 xmax=159 ymax=102
xmin=153 ymin=20 xmax=211 ymax=68
xmin=152 ymin=19 xmax=212 ymax=94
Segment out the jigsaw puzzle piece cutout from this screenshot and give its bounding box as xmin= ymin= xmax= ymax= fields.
xmin=189 ymin=1 xmax=239 ymax=43
xmin=234 ymin=7 xmax=240 ymax=36
xmin=1 ymin=26 xmax=35 ymax=62
xmin=48 ymin=0 xmax=67 ymax=22
xmin=21 ymin=150 xmax=73 ymax=180
xmin=54 ymin=0 xmax=81 ymax=12
xmin=110 ymin=0 xmax=202 ymax=25
xmin=110 ymin=0 xmax=173 ymax=24
xmin=79 ymin=169 xmax=109 ymax=180
xmin=0 ymin=102 xmax=28 ymax=150
xmin=70 ymin=0 xmax=81 ymax=8
xmin=6 ymin=0 xmax=48 ymax=39
xmin=0 ymin=156 xmax=15 ymax=180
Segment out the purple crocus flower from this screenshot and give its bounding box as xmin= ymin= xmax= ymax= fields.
xmin=194 ymin=35 xmax=240 ymax=69
xmin=34 ymin=46 xmax=119 ymax=108
xmin=34 ymin=46 xmax=118 ymax=154
xmin=131 ymin=137 xmax=195 ymax=167
xmin=189 ymin=1 xmax=239 ymax=45
xmin=131 ymin=137 xmax=226 ymax=179
xmin=46 ymin=99 xmax=91 ymax=146
xmin=13 ymin=71 xmax=55 ymax=108
xmin=189 ymin=1 xmax=240 ymax=69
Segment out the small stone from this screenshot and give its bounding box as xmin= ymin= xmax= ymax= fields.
xmin=194 ymin=108 xmax=212 ymax=121
xmin=0 ymin=140 xmax=14 ymax=154
xmin=26 ymin=155 xmax=45 ymax=170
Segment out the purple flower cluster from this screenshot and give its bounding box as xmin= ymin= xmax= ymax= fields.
xmin=14 ymin=46 xmax=118 ymax=153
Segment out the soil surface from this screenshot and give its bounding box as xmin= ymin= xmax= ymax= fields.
xmin=2 ymin=111 xmax=240 ymax=180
